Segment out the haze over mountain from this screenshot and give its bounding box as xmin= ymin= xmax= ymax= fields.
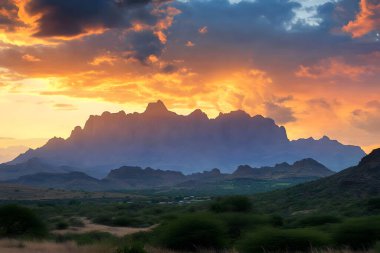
xmin=9 ymin=101 xmax=365 ymax=177
xmin=7 ymin=158 xmax=333 ymax=191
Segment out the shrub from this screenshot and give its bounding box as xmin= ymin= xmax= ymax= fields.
xmin=55 ymin=221 xmax=69 ymax=230
xmin=157 ymin=213 xmax=227 ymax=251
xmin=68 ymin=217 xmax=85 ymax=227
xmin=0 ymin=204 xmax=47 ymax=238
xmin=210 ymin=196 xmax=252 ymax=213
xmin=368 ymin=198 xmax=380 ymax=211
xmin=296 ymin=215 xmax=341 ymax=227
xmin=218 ymin=213 xmax=271 ymax=240
xmin=375 ymin=241 xmax=380 ymax=253
xmin=333 ymin=217 xmax=380 ymax=249
xmin=237 ymin=228 xmax=330 ymax=253
xmin=115 ymin=243 xmax=146 ymax=253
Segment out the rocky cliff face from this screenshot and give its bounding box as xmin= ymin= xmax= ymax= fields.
xmin=9 ymin=101 xmax=365 ymax=177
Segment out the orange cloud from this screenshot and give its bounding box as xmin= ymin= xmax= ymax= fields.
xmin=185 ymin=41 xmax=195 ymax=47
xmin=22 ymin=54 xmax=40 ymax=62
xmin=295 ymin=57 xmax=371 ymax=80
xmin=342 ymin=0 xmax=380 ymax=38
xmin=199 ymin=26 xmax=208 ymax=34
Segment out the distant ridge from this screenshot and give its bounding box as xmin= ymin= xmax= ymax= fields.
xmin=6 ymin=158 xmax=333 ymax=191
xmin=255 ymin=148 xmax=380 ymax=213
xmin=9 ymin=101 xmax=365 ymax=176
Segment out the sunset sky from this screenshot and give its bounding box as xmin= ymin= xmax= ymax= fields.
xmin=0 ymin=0 xmax=379 ymax=162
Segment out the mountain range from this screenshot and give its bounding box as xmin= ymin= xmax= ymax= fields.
xmin=7 ymin=101 xmax=365 ymax=177
xmin=254 ymin=148 xmax=380 ymax=214
xmin=6 ymin=158 xmax=333 ymax=191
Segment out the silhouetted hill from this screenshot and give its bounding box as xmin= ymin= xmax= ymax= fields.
xmin=9 ymin=101 xmax=365 ymax=176
xmin=103 ymin=166 xmax=186 ymax=189
xmin=4 ymin=158 xmax=334 ymax=191
xmin=11 ymin=171 xmax=103 ymax=191
xmin=232 ymin=159 xmax=334 ymax=179
xmin=255 ymin=148 xmax=380 ymax=214
xmin=0 ymin=158 xmax=76 ymax=181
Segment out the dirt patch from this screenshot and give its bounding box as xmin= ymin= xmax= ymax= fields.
xmin=53 ymin=218 xmax=156 ymax=237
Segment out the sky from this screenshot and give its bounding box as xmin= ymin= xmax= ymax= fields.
xmin=0 ymin=0 xmax=379 ymax=162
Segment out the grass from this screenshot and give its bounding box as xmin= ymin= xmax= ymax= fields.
xmin=0 ymin=241 xmax=375 ymax=253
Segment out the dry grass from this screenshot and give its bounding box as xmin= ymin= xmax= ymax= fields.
xmin=53 ymin=217 xmax=156 ymax=237
xmin=0 ymin=240 xmax=374 ymax=253
xmin=0 ymin=240 xmax=114 ymax=253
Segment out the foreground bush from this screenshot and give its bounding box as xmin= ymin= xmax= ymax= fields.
xmin=295 ymin=215 xmax=341 ymax=227
xmin=210 ymin=196 xmax=252 ymax=213
xmin=0 ymin=204 xmax=47 ymax=238
xmin=218 ymin=213 xmax=274 ymax=240
xmin=333 ymin=217 xmax=380 ymax=249
xmin=237 ymin=228 xmax=330 ymax=253
xmin=157 ymin=213 xmax=227 ymax=251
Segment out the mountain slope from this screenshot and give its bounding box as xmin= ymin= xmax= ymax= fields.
xmin=11 ymin=171 xmax=103 ymax=191
xmin=9 ymin=101 xmax=365 ymax=176
xmin=0 ymin=158 xmax=76 ymax=181
xmin=254 ymin=148 xmax=380 ymax=214
xmin=232 ymin=158 xmax=334 ymax=179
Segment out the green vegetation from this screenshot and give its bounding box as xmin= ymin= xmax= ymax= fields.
xmin=0 ymin=204 xmax=47 ymax=238
xmin=156 ymin=213 xmax=228 ymax=251
xmin=1 ymin=187 xmax=380 ymax=253
xmin=333 ymin=216 xmax=380 ymax=249
xmin=210 ymin=196 xmax=252 ymax=213
xmin=237 ymin=227 xmax=330 ymax=253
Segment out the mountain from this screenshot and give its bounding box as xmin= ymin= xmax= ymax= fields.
xmin=0 ymin=158 xmax=76 ymax=181
xmin=103 ymin=166 xmax=186 ymax=189
xmin=6 ymin=158 xmax=333 ymax=191
xmin=8 ymin=101 xmax=365 ymax=177
xmin=10 ymin=171 xmax=103 ymax=191
xmin=254 ymin=148 xmax=380 ymax=214
xmin=232 ymin=158 xmax=334 ymax=179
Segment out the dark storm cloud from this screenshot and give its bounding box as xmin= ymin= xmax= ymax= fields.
xmin=171 ymin=1 xmax=373 ymax=60
xmin=0 ymin=0 xmax=24 ymax=31
xmin=124 ymin=30 xmax=164 ymax=63
xmin=25 ymin=0 xmax=161 ymax=37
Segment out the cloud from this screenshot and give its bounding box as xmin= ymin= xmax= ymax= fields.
xmin=342 ymin=0 xmax=380 ymax=38
xmin=264 ymin=101 xmax=296 ymax=125
xmin=295 ymin=57 xmax=372 ymax=80
xmin=22 ymin=54 xmax=40 ymax=62
xmin=24 ymin=0 xmax=161 ymax=38
xmin=351 ymin=100 xmax=380 ymax=133
xmin=0 ymin=0 xmax=24 ymax=31
xmin=53 ymin=103 xmax=77 ymax=111
xmin=185 ymin=41 xmax=195 ymax=47
xmin=198 ymin=26 xmax=207 ymax=34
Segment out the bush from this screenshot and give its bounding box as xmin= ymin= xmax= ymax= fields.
xmin=115 ymin=243 xmax=146 ymax=253
xmin=375 ymin=241 xmax=380 ymax=253
xmin=237 ymin=228 xmax=330 ymax=253
xmin=333 ymin=217 xmax=380 ymax=249
xmin=157 ymin=213 xmax=227 ymax=251
xmin=296 ymin=215 xmax=341 ymax=227
xmin=0 ymin=205 xmax=47 ymax=238
xmin=368 ymin=198 xmax=380 ymax=211
xmin=55 ymin=221 xmax=69 ymax=230
xmin=210 ymin=196 xmax=252 ymax=213
xmin=218 ymin=213 xmax=272 ymax=240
